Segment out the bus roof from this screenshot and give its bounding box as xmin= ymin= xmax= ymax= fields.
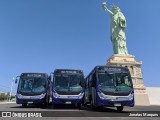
xmin=95 ymin=65 xmax=129 ymax=70
xmin=20 ymin=73 xmax=48 ymax=77
xmin=54 ymin=69 xmax=83 ymax=74
xmin=85 ymin=65 xmax=129 ymax=78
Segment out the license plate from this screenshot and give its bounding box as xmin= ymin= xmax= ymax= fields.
xmin=30 ymin=97 xmax=37 ymax=99
xmin=114 ymin=103 xmax=121 ymax=106
xmin=28 ymin=102 xmax=33 ymax=104
xmin=65 ymin=101 xmax=71 ymax=104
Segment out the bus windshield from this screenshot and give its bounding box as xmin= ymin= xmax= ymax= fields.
xmin=54 ymin=74 xmax=83 ymax=95
xmin=98 ymin=72 xmax=132 ymax=94
xmin=18 ymin=77 xmax=46 ymax=94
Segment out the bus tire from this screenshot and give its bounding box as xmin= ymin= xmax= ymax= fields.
xmin=77 ymin=104 xmax=81 ymax=109
xmin=41 ymin=98 xmax=48 ymax=108
xmin=82 ymin=103 xmax=87 ymax=107
xmin=82 ymin=99 xmax=87 ymax=107
xmin=43 ymin=103 xmax=48 ymax=108
xmin=116 ymin=106 xmax=123 ymax=112
xmin=46 ymin=97 xmax=49 ymax=106
xmin=90 ymin=99 xmax=96 ymax=109
xmin=52 ymin=104 xmax=56 ymax=109
xmin=22 ymin=103 xmax=27 ymax=108
xmin=35 ymin=103 xmax=41 ymax=107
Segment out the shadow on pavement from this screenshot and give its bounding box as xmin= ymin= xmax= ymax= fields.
xmin=43 ymin=104 xmax=129 ymax=113
xmin=10 ymin=104 xmax=129 ymax=113
xmin=10 ymin=103 xmax=45 ymax=109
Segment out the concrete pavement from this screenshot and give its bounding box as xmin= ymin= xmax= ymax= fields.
xmin=0 ymin=103 xmax=159 ymax=120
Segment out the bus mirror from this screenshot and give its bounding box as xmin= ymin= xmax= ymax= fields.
xmin=15 ymin=79 xmax=18 ymax=84
xmin=49 ymin=72 xmax=54 ymax=81
xmin=92 ymin=83 xmax=94 ymax=87
xmin=15 ymin=76 xmax=20 ymax=84
xmin=84 ymin=83 xmax=86 ymax=88
xmin=92 ymin=74 xmax=96 ymax=87
xmin=85 ymin=83 xmax=87 ymax=88
xmin=48 ymin=76 xmax=51 ymax=80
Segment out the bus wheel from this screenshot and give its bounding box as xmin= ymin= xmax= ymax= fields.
xmin=77 ymin=104 xmax=81 ymax=109
xmin=35 ymin=103 xmax=41 ymax=108
xmin=52 ymin=104 xmax=56 ymax=109
xmin=43 ymin=101 xmax=48 ymax=108
xmin=116 ymin=106 xmax=123 ymax=112
xmin=82 ymin=100 xmax=88 ymax=107
xmin=22 ymin=103 xmax=27 ymax=108
xmin=46 ymin=97 xmax=49 ymax=107
xmin=90 ymin=99 xmax=96 ymax=109
xmin=82 ymin=103 xmax=87 ymax=107
xmin=43 ymin=97 xmax=49 ymax=108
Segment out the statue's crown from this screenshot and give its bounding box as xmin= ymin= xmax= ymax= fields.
xmin=111 ymin=5 xmax=120 ymax=10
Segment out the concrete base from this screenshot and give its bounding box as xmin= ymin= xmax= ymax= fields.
xmin=134 ymin=93 xmax=150 ymax=106
xmin=106 ymin=54 xmax=150 ymax=106
xmin=146 ymin=87 xmax=160 ymax=105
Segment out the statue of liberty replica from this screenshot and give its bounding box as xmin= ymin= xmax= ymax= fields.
xmin=102 ymin=1 xmax=128 ymax=55
xmin=102 ymin=1 xmax=150 ymax=106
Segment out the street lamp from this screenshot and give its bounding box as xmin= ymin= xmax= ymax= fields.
xmin=9 ymin=77 xmax=14 ymax=102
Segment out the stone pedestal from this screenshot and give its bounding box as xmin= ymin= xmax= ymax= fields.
xmin=106 ymin=54 xmax=150 ymax=106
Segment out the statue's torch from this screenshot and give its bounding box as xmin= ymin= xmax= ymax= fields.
xmin=102 ymin=1 xmax=107 ymax=8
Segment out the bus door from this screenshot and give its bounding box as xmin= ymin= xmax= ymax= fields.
xmin=91 ymin=73 xmax=97 ymax=105
xmin=84 ymin=78 xmax=90 ymax=104
xmin=48 ymin=79 xmax=52 ymax=103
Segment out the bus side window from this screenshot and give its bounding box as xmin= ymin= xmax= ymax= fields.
xmin=92 ymin=73 xmax=96 ymax=87
xmin=49 ymin=80 xmax=52 ymax=91
xmin=85 ymin=78 xmax=88 ymax=88
xmin=89 ymin=74 xmax=93 ymax=88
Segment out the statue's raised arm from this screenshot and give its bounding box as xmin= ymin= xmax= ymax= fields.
xmin=102 ymin=2 xmax=113 ymax=16
xmin=102 ymin=1 xmax=128 ymax=55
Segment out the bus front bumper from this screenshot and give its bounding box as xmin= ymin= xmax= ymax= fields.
xmin=52 ymin=97 xmax=83 ymax=105
xmin=96 ymin=97 xmax=134 ymax=107
xmin=52 ymin=92 xmax=84 ymax=105
xmin=96 ymin=92 xmax=134 ymax=107
xmin=16 ymin=93 xmax=46 ymax=104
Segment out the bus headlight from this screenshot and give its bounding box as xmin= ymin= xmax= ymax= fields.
xmin=128 ymin=93 xmax=134 ymax=100
xmin=39 ymin=93 xmax=46 ymax=99
xmin=78 ymin=93 xmax=84 ymax=99
xmin=97 ymin=92 xmax=105 ymax=100
xmin=17 ymin=93 xmax=23 ymax=99
xmin=53 ymin=92 xmax=60 ymax=98
xmin=97 ymin=92 xmax=116 ymax=100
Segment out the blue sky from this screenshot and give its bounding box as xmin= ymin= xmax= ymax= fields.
xmin=0 ymin=0 xmax=160 ymax=94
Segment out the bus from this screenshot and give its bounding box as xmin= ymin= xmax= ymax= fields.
xmin=84 ymin=66 xmax=134 ymax=112
xmin=15 ymin=73 xmax=52 ymax=108
xmin=51 ymin=69 xmax=85 ymax=109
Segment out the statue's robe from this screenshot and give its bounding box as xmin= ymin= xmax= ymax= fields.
xmin=110 ymin=12 xmax=128 ymax=55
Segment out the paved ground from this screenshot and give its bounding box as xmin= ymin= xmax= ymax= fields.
xmin=0 ymin=102 xmax=15 ymax=105
xmin=0 ymin=103 xmax=159 ymax=120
